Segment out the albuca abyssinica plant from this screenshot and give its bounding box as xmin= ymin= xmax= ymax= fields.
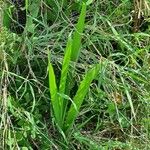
xmin=48 ymin=37 xmax=101 ymax=135
xmin=48 ymin=1 xmax=100 ymax=135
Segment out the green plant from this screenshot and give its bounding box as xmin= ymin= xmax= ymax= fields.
xmin=48 ymin=2 xmax=100 ymax=135
xmin=48 ymin=37 xmax=101 ymax=134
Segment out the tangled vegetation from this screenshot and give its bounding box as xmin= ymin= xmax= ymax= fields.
xmin=0 ymin=0 xmax=150 ymax=149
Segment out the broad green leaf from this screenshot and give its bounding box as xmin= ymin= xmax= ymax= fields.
xmin=48 ymin=52 xmax=62 ymax=127
xmin=29 ymin=0 xmax=40 ymax=18
xmin=59 ymin=35 xmax=72 ymax=94
xmin=3 ymin=6 xmax=12 ymax=29
xmin=71 ymin=3 xmax=87 ymax=62
xmin=59 ymin=35 xmax=72 ymax=118
xmin=26 ymin=18 xmax=35 ymax=33
xmin=64 ymin=64 xmax=101 ymax=132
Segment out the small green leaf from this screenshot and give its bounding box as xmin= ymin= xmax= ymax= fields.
xmin=3 ymin=6 xmax=12 ymax=29
xmin=26 ymin=19 xmax=35 ymax=33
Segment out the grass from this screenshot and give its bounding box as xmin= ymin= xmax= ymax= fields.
xmin=0 ymin=0 xmax=150 ymax=149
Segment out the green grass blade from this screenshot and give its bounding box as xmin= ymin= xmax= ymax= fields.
xmin=64 ymin=64 xmax=101 ymax=132
xmin=120 ymin=75 xmax=136 ymax=120
xmin=25 ymin=0 xmax=29 ymax=12
xmin=71 ymin=3 xmax=87 ymax=62
xmin=107 ymin=20 xmax=134 ymax=52
xmin=59 ymin=34 xmax=72 ymax=119
xmin=48 ymin=52 xmax=62 ymax=127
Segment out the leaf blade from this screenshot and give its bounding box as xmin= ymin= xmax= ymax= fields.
xmin=64 ymin=64 xmax=101 ymax=132
xmin=48 ymin=52 xmax=62 ymax=127
xmin=59 ymin=35 xmax=72 ymax=120
xmin=71 ymin=3 xmax=87 ymax=62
